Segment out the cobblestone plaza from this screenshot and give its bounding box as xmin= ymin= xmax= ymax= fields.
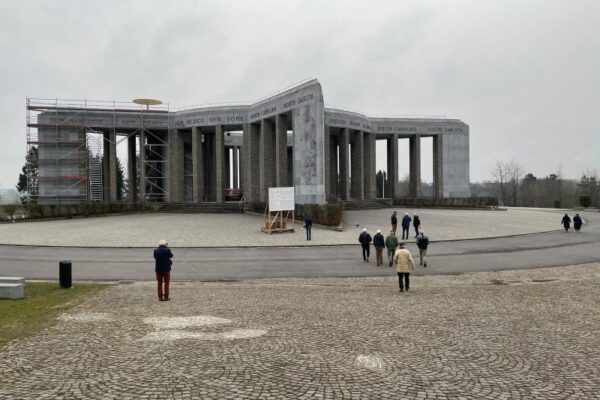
xmin=1 ymin=264 xmax=598 ymax=399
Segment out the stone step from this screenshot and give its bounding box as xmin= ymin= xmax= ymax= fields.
xmin=0 ymin=277 xmax=26 ymax=286
xmin=158 ymin=203 xmax=244 ymax=214
xmin=0 ymin=283 xmax=25 ymax=299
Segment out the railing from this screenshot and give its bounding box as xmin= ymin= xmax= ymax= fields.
xmin=27 ymin=98 xmax=170 ymax=112
xmin=325 ymin=104 xmax=448 ymax=119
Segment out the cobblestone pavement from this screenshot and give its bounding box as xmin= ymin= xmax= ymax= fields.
xmin=1 ymin=264 xmax=599 ymax=399
xmin=0 ymin=207 xmax=566 ymax=247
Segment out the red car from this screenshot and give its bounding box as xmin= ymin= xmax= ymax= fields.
xmin=224 ymin=188 xmax=243 ymax=201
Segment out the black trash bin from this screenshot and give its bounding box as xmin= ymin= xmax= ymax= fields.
xmin=59 ymin=260 xmax=72 ymax=288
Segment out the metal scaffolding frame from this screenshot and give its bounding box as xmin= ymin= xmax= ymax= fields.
xmin=26 ymin=98 xmax=170 ymax=206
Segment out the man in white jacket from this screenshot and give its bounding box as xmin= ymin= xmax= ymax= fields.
xmin=393 ymin=242 xmax=415 ymax=292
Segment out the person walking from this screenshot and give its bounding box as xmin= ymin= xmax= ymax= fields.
xmin=573 ymin=214 xmax=583 ymax=232
xmin=413 ymin=213 xmax=421 ymax=237
xmin=416 ymin=231 xmax=429 ymax=267
xmin=154 ymin=239 xmax=173 ymax=301
xmin=401 ymin=212 xmax=412 ymax=240
xmin=385 ymin=230 xmax=399 ymax=267
xmin=561 ymin=213 xmax=571 ymax=232
xmin=373 ymin=229 xmax=385 ymax=266
xmin=391 ymin=211 xmax=398 ymax=235
xmin=393 ymin=242 xmax=415 ymax=292
xmin=358 ymin=228 xmax=372 ymax=262
xmin=304 ymin=214 xmax=313 ymax=240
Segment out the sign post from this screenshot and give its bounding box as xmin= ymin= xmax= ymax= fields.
xmin=262 ymin=187 xmax=295 ymax=234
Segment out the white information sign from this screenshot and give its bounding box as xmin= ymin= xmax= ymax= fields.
xmin=268 ymin=187 xmax=295 ymax=212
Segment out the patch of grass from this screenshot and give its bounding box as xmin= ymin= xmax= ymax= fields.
xmin=0 ymin=282 xmax=110 ymax=349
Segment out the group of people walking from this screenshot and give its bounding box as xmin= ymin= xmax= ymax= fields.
xmin=561 ymin=213 xmax=583 ymax=232
xmin=358 ymin=211 xmax=430 ymax=292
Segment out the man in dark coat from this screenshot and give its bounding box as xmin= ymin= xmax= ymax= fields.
xmin=304 ymin=214 xmax=313 ymax=240
xmin=561 ymin=214 xmax=571 ymax=232
xmin=373 ymin=229 xmax=385 ymax=266
xmin=401 ymin=213 xmax=412 ymax=240
xmin=358 ymin=228 xmax=372 ymax=262
xmin=154 ymin=239 xmax=173 ymax=301
xmin=413 ymin=213 xmax=421 ymax=237
xmin=573 ymin=214 xmax=583 ymax=231
xmin=391 ymin=211 xmax=398 ymax=235
xmin=416 ymin=231 xmax=429 ymax=267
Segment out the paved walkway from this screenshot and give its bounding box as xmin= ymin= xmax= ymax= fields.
xmin=1 ymin=264 xmax=598 ymax=399
xmin=0 ymin=207 xmax=567 ymax=247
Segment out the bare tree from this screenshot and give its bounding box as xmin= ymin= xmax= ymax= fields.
xmin=506 ymin=160 xmax=525 ymax=206
xmin=490 ymin=161 xmax=510 ymax=205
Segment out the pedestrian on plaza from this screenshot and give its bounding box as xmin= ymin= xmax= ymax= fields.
xmin=561 ymin=213 xmax=571 ymax=232
xmin=391 ymin=211 xmax=398 ymax=235
xmin=304 ymin=214 xmax=313 ymax=240
xmin=393 ymin=242 xmax=415 ymax=292
xmin=373 ymin=229 xmax=385 ymax=266
xmin=401 ymin=212 xmax=412 ymax=240
xmin=154 ymin=239 xmax=173 ymax=301
xmin=358 ymin=228 xmax=372 ymax=262
xmin=413 ymin=213 xmax=421 ymax=237
xmin=573 ymin=214 xmax=583 ymax=232
xmin=416 ymin=231 xmax=429 ymax=267
xmin=385 ymin=230 xmax=399 ymax=267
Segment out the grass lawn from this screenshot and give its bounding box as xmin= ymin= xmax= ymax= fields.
xmin=0 ymin=282 xmax=110 ymax=349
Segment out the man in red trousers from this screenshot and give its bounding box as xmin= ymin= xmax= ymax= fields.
xmin=154 ymin=239 xmax=173 ymax=301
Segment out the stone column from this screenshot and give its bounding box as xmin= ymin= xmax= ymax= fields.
xmin=192 ymin=127 xmax=204 ymax=202
xmin=244 ymin=123 xmax=260 ymax=203
xmin=362 ymin=131 xmax=375 ymax=200
xmin=259 ymin=119 xmax=275 ymax=202
xmin=409 ymin=134 xmax=421 ymax=198
xmin=329 ymin=132 xmax=339 ymax=200
xmin=169 ymin=129 xmax=184 ymax=202
xmin=275 ymin=114 xmax=288 ymax=187
xmin=102 ymin=129 xmax=117 ymax=202
xmin=139 ymin=130 xmax=146 ymax=203
xmin=324 ymin=126 xmax=331 ymax=201
xmin=350 ymin=130 xmax=364 ymax=199
xmin=433 ymin=134 xmax=443 ymax=198
xmin=225 ymin=146 xmax=231 ymax=189
xmin=386 ymin=134 xmax=398 ymax=199
xmin=232 ymin=146 xmax=239 ymax=189
xmin=339 ymin=128 xmax=350 ymax=200
xmin=215 ymin=125 xmax=225 ymax=203
xmin=127 ymin=133 xmax=137 ymax=202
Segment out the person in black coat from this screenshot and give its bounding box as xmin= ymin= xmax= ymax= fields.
xmin=373 ymin=229 xmax=385 ymax=266
xmin=154 ymin=239 xmax=173 ymax=301
xmin=573 ymin=214 xmax=583 ymax=231
xmin=304 ymin=215 xmax=313 ymax=240
xmin=413 ymin=214 xmax=421 ymax=237
xmin=416 ymin=231 xmax=429 ymax=267
xmin=401 ymin=213 xmax=412 ymax=240
xmin=561 ymin=214 xmax=571 ymax=232
xmin=358 ymin=228 xmax=373 ymax=262
xmin=391 ymin=211 xmax=398 ymax=235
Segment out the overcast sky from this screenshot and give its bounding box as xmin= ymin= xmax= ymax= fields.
xmin=1 ymin=0 xmax=599 ymax=188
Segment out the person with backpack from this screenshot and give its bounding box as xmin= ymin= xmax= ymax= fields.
xmin=358 ymin=228 xmax=372 ymax=262
xmin=416 ymin=231 xmax=429 ymax=267
xmin=373 ymin=229 xmax=385 ymax=266
xmin=385 ymin=230 xmax=399 ymax=267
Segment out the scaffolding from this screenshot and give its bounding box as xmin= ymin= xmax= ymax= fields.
xmin=26 ymin=98 xmax=170 ymax=206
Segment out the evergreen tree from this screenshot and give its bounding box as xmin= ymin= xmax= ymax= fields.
xmin=116 ymin=157 xmax=127 ymax=200
xmin=16 ymin=147 xmax=38 ymax=204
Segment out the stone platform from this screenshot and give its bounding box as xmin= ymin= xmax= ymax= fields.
xmin=0 ymin=207 xmax=566 ymax=248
